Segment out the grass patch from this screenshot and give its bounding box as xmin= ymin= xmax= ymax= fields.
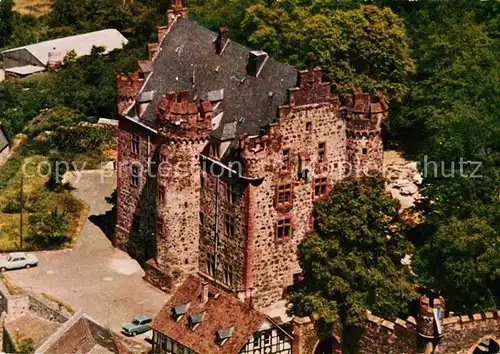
xmin=0 ymin=155 xmax=87 ymax=251
xmin=41 ymin=292 xmax=75 ymax=313
xmin=13 ymin=0 xmax=52 ymax=17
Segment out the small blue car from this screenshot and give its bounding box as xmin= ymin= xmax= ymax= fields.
xmin=122 ymin=314 xmax=152 ymax=336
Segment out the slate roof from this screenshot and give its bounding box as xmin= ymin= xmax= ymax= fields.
xmin=2 ymin=29 xmax=128 ymax=67
xmin=151 ymin=275 xmax=267 ymax=354
xmin=136 ymin=18 xmax=298 ymax=137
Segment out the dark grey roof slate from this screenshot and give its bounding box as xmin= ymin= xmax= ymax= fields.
xmin=137 ymin=18 xmax=298 ymax=136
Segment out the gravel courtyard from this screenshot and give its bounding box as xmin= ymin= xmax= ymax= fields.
xmin=6 ymin=170 xmax=167 ymax=338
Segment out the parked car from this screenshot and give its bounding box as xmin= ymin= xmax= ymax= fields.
xmin=122 ymin=314 xmax=152 ymax=336
xmin=0 ymin=252 xmax=38 ymax=271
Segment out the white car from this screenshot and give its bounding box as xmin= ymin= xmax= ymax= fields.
xmin=0 ymin=252 xmax=38 ymax=271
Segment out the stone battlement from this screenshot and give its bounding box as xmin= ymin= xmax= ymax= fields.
xmin=156 ymin=89 xmax=213 ymax=142
xmin=116 ymin=71 xmax=143 ymax=115
xmin=344 ymin=93 xmax=385 ymax=134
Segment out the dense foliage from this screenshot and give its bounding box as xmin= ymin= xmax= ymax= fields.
xmin=0 ymin=0 xmax=14 ymax=46
xmin=288 ymin=176 xmax=417 ymax=328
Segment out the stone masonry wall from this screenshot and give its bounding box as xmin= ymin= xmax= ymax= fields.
xmin=116 ymin=118 xmax=157 ymax=257
xmin=155 ymin=139 xmax=207 ymax=283
xmin=436 ymin=312 xmax=500 ymax=354
xmin=198 ymin=170 xmax=248 ymax=293
xmin=245 ymin=99 xmax=348 ymax=308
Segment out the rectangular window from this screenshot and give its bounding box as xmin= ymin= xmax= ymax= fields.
xmin=223 ymin=263 xmax=233 ymax=286
xmin=305 ymin=121 xmax=312 ymax=132
xmin=206 ymin=253 xmax=215 ymax=277
xmin=199 ymin=212 xmax=204 ymax=226
xmin=158 ymin=185 xmax=165 ymax=203
xmin=314 ymin=177 xmax=328 ymax=198
xmin=318 ymin=142 xmax=326 ymax=163
xmin=210 ymin=141 xmax=220 ymax=159
xmin=226 ymin=184 xmax=237 ymax=203
xmin=131 ymin=165 xmax=140 ymax=187
xmin=132 ymin=133 xmax=140 ymax=155
xmin=277 ymin=218 xmax=292 ymax=239
xmin=276 ymin=184 xmax=292 ymax=206
xmin=281 ymin=149 xmax=290 ymax=171
xmin=159 ymin=152 xmax=167 ymax=163
xmin=225 ymin=214 xmax=234 ymax=237
xmin=362 ymin=146 xmax=368 ymax=155
xmin=157 ymin=218 xmax=164 ymax=236
xmin=200 ymin=175 xmax=205 ymax=189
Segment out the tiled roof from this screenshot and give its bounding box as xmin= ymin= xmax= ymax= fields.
xmin=135 ymin=18 xmax=298 ymax=137
xmin=151 ymin=275 xmax=266 ymax=354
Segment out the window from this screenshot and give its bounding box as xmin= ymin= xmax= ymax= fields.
xmin=210 ymin=141 xmax=220 ymax=158
xmin=157 ymin=218 xmax=164 ymax=236
xmin=225 ymin=214 xmax=234 ymax=237
xmin=276 ymin=184 xmax=292 ymax=206
xmin=206 ymin=253 xmax=215 ymax=277
xmin=314 ymin=177 xmax=328 ymax=198
xmin=199 ymin=212 xmax=204 ymax=226
xmin=223 ymin=263 xmax=233 ymax=286
xmin=159 ymin=152 xmax=167 ymax=163
xmin=277 ymin=218 xmax=292 ymax=239
xmin=306 ymin=121 xmax=312 ymax=132
xmin=226 ymin=184 xmax=237 ymax=203
xmin=200 ymin=175 xmax=205 ymax=189
xmin=131 ymin=165 xmax=140 ymax=187
xmin=264 ymin=333 xmax=271 ymax=346
xmin=281 ymin=149 xmax=290 ymax=171
xmin=131 ymin=133 xmax=140 ymax=154
xmin=318 ymin=142 xmax=326 ymax=163
xmin=158 ymin=185 xmax=165 ymax=203
xmin=362 ymin=146 xmax=368 ymax=155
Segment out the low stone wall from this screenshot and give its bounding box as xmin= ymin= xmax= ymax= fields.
xmin=356 ymin=311 xmax=418 ymax=354
xmin=436 ymin=311 xmax=500 ymax=354
xmin=144 ymin=259 xmax=172 ymax=293
xmin=28 ymin=294 xmax=70 ymax=324
xmin=0 ymin=277 xmax=69 ymax=323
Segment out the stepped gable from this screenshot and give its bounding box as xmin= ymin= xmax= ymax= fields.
xmin=135 ymin=18 xmax=298 ymax=137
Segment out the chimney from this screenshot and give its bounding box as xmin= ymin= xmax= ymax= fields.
xmin=201 ymin=282 xmax=209 ymax=305
xmin=215 ymin=27 xmax=229 ymax=55
xmin=167 ymin=0 xmax=188 ymax=28
xmin=47 ymin=47 xmax=62 ymax=70
xmin=247 ymin=51 xmax=269 ymax=77
xmin=157 ymin=25 xmax=168 ymax=43
xmin=147 ymin=43 xmax=159 ymax=61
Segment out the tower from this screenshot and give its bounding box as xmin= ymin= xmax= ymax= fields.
xmin=154 ymin=89 xmax=213 ymax=286
xmin=345 ymin=93 xmax=385 ymax=176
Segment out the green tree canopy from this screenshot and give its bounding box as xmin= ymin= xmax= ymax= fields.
xmin=288 ymin=175 xmax=417 ymax=329
xmin=242 ymin=3 xmax=415 ymax=101
xmin=0 ymin=0 xmax=14 ymax=47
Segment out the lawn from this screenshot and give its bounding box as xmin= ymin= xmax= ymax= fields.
xmin=13 ymin=0 xmax=52 ymax=17
xmin=0 ymin=155 xmax=88 ymax=251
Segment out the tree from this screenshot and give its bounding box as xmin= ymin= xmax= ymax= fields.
xmin=242 ymin=3 xmax=415 ymax=101
xmin=28 ymin=209 xmax=69 ymax=248
xmin=288 ymin=175 xmax=417 ymax=330
xmin=0 ymin=0 xmax=14 ymax=47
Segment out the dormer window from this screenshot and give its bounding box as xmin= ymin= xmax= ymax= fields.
xmin=172 ymin=302 xmax=190 ymax=322
xmin=188 ymin=312 xmax=205 ymax=330
xmin=216 ymin=327 xmax=234 ymax=346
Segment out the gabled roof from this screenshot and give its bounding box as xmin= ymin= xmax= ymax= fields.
xmin=151 ymin=275 xmax=268 ymax=354
xmin=2 ymin=29 xmax=128 ymax=67
xmin=5 ymin=65 xmax=45 ymax=75
xmin=135 ymin=18 xmax=298 ymax=137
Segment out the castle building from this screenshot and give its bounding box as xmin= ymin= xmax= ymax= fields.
xmin=115 ymin=0 xmax=385 ymax=309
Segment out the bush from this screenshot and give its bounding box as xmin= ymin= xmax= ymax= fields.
xmin=2 ymin=196 xmax=22 ymax=213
